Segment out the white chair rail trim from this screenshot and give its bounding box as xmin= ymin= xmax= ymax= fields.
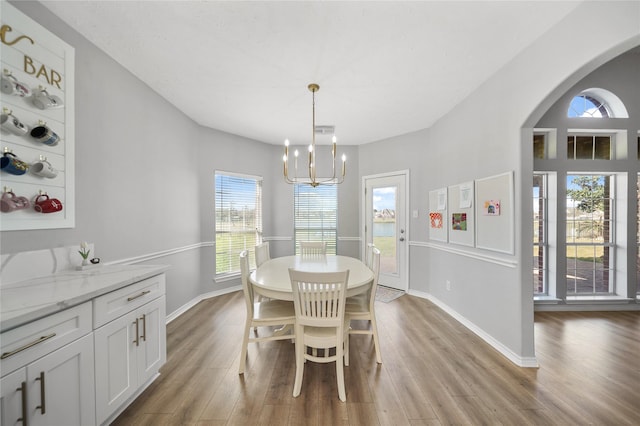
xmin=106 ymin=242 xmax=213 ymax=266
xmin=410 ymin=240 xmax=517 ymax=269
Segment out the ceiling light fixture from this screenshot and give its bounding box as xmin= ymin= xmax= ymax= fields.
xmin=283 ymin=83 xmax=346 ymax=187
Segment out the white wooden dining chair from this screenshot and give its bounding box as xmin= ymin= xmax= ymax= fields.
xmin=299 ymin=241 xmax=327 ymax=256
xmin=255 ymin=241 xmax=270 ymax=267
xmin=352 ymin=242 xmax=377 ymax=306
xmin=238 ymin=250 xmax=296 ymax=375
xmin=345 ymin=247 xmax=382 ymax=365
xmin=364 ymin=242 xmax=376 ymax=269
xmin=289 ymin=268 xmax=350 ymax=401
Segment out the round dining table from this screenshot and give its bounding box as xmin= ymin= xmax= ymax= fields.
xmin=249 ymin=255 xmax=373 ymax=301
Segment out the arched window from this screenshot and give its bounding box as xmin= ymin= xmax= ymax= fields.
xmin=568 ymin=88 xmax=629 ymax=118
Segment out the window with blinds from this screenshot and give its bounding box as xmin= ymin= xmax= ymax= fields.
xmin=215 ymin=172 xmax=262 ymax=275
xmin=294 ymin=184 xmax=337 ymax=254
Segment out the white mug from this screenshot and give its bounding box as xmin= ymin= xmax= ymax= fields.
xmin=31 ymin=159 xmax=58 ymax=178
xmin=1 ymin=74 xmax=31 ymax=97
xmin=0 ymin=113 xmax=29 ymax=136
xmin=33 ymin=89 xmax=64 ymax=110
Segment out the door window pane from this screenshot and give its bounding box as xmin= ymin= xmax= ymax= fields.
xmin=372 ymin=186 xmax=397 ymax=275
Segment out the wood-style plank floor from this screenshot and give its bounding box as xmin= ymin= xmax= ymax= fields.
xmin=112 ymin=292 xmax=640 ymax=425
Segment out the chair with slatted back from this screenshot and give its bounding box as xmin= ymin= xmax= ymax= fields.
xmin=238 ymin=250 xmax=296 ymax=375
xmin=299 ymin=241 xmax=327 ymax=256
xmin=289 ymin=268 xmax=350 ymax=401
xmin=255 ymin=241 xmax=270 ymax=267
xmin=345 ymin=247 xmax=382 ymax=365
xmin=364 ymin=242 xmax=376 ymax=269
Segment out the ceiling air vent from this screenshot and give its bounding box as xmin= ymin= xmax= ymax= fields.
xmin=314 ymin=125 xmax=335 ymax=135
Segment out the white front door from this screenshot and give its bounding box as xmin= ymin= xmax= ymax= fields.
xmin=363 ymin=171 xmax=409 ymax=291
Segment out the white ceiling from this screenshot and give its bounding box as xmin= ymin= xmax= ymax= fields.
xmin=40 ymin=1 xmax=582 ymax=145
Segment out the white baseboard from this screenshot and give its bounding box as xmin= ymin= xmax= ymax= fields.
xmin=166 ymin=285 xmax=241 ymax=324
xmin=407 ymin=289 xmax=539 ymax=368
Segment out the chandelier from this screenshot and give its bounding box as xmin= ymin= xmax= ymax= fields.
xmin=282 ymin=83 xmax=346 ymax=187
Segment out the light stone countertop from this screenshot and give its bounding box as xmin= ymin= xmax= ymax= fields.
xmin=0 ymin=264 xmax=169 ymax=332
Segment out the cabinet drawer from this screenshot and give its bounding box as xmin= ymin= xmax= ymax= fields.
xmin=93 ymin=274 xmax=165 ymax=328
xmin=0 ymin=301 xmax=92 ymax=375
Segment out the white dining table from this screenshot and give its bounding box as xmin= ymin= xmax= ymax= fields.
xmin=249 ymin=255 xmax=373 ymax=301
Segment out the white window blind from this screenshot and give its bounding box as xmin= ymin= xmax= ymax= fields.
xmin=215 ymin=172 xmax=262 ymax=275
xmin=294 ymin=184 xmax=337 ymax=254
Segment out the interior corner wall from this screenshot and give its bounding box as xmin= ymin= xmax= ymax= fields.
xmin=358 ymin=1 xmax=640 ymax=363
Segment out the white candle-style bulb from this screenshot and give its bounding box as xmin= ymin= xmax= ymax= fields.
xmin=332 ymin=135 xmax=337 ymax=143
xmin=342 ymin=154 xmax=346 ymax=162
xmin=283 ymin=154 xmax=287 ymax=162
xmin=308 ymin=144 xmax=313 ymax=153
xmin=294 ymin=149 xmax=299 ymax=157
xmin=285 ymin=139 xmax=290 ymax=146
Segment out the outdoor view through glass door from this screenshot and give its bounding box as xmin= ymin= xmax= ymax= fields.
xmin=364 ymin=172 xmax=408 ymax=291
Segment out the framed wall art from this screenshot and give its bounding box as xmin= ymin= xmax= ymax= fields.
xmin=475 ymin=171 xmax=514 ymax=254
xmin=428 ymin=188 xmax=448 ymax=242
xmin=448 ymin=182 xmax=474 ymax=247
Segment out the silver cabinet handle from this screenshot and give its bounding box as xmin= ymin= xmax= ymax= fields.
xmin=140 ymin=314 xmax=147 ymax=342
xmin=17 ymin=381 xmax=28 ymax=426
xmin=133 ymin=318 xmax=140 ymax=347
xmin=127 ymin=290 xmax=151 ymax=302
xmin=1 ymin=333 xmax=56 ymax=359
xmin=35 ymin=371 xmax=45 ymax=414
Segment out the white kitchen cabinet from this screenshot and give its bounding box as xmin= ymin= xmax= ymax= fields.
xmin=1 ymin=265 xmax=168 ymax=426
xmin=93 ymin=275 xmax=166 ymax=425
xmin=0 ymin=326 xmax=95 ymax=426
xmin=1 ymin=368 xmax=26 ymax=426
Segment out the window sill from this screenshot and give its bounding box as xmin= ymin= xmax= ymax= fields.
xmin=214 ymin=272 xmax=241 ymax=284
xmin=534 ymin=296 xmax=563 ymax=304
xmin=535 ymin=295 xmax=640 ymax=311
xmin=565 ymin=295 xmax=632 ymax=304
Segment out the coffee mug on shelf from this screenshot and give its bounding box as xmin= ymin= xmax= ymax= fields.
xmin=1 ymin=74 xmax=32 ymax=97
xmin=0 ymin=112 xmax=29 ymax=136
xmin=1 ymin=152 xmax=29 ymax=175
xmin=30 ymin=158 xmax=58 ymax=178
xmin=30 ymin=124 xmax=60 ymax=146
xmin=1 ymin=191 xmax=30 ymax=212
xmin=34 ymin=193 xmax=63 ymax=213
xmin=32 ymin=88 xmax=64 ymax=110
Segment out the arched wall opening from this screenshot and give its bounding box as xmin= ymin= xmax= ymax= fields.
xmin=519 ymin=39 xmax=640 ymax=358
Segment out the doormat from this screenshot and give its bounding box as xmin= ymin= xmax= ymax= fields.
xmin=375 ymin=285 xmax=405 ymax=303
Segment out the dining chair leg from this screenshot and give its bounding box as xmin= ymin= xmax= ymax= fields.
xmin=371 ymin=316 xmax=382 ymax=364
xmin=336 ymin=343 xmax=346 ymax=402
xmin=344 ymin=325 xmax=350 ymax=366
xmin=293 ymin=329 xmax=304 ymax=397
xmin=238 ymin=321 xmax=251 ymax=374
